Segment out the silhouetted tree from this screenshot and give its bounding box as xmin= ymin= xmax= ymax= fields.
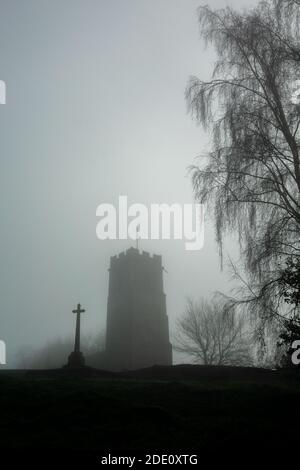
xmin=186 ymin=0 xmax=300 ymax=340
xmin=276 ymin=256 xmax=300 ymax=364
xmin=279 ymin=256 xmax=300 ymax=306
xmin=175 ymin=298 xmax=253 ymax=366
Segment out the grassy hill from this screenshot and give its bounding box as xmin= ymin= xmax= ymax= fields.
xmin=0 ymin=365 xmax=299 ymax=458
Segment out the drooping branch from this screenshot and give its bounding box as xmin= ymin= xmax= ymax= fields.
xmin=186 ymin=0 xmax=300 ymax=335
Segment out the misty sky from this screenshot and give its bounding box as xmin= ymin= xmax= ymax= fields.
xmin=0 ymin=0 xmax=258 ymax=366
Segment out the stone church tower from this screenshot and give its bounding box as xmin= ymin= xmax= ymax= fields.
xmin=104 ymin=247 xmax=172 ymax=371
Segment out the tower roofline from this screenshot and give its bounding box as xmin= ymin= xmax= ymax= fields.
xmin=110 ymin=247 xmax=162 ymax=263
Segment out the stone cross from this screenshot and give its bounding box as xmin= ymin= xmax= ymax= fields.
xmin=66 ymin=303 xmax=86 ymax=368
xmin=72 ymin=303 xmax=85 ymax=353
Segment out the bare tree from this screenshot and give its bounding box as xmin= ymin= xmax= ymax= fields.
xmin=186 ymin=0 xmax=300 ymax=339
xmin=175 ymin=298 xmax=253 ymax=366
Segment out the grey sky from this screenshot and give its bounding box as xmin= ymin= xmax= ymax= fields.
xmin=0 ymin=0 xmax=258 ymax=366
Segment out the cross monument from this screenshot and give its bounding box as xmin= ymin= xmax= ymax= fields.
xmin=67 ymin=303 xmax=86 ymax=368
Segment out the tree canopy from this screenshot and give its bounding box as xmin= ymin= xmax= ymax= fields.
xmin=175 ymin=298 xmax=253 ymax=366
xmin=186 ymin=0 xmax=300 ymax=340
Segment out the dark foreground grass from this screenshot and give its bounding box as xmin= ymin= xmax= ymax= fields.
xmin=0 ymin=365 xmax=299 ymax=455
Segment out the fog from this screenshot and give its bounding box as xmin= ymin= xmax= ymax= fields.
xmin=0 ymin=0 xmax=258 ymax=367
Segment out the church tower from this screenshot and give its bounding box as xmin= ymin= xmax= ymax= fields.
xmin=105 ymin=247 xmax=172 ymax=371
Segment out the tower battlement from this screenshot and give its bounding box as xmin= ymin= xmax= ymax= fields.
xmin=110 ymin=247 xmax=162 ymax=264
